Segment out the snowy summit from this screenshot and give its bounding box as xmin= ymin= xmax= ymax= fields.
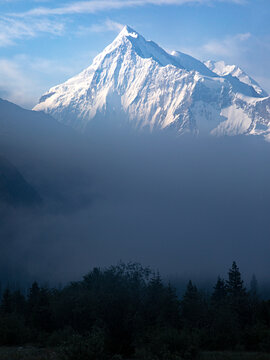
xmin=34 ymin=26 xmax=270 ymax=139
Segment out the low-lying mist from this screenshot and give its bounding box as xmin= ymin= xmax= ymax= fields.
xmin=1 ymin=122 xmax=270 ymax=288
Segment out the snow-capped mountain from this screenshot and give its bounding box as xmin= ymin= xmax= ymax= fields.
xmin=204 ymin=60 xmax=268 ymax=98
xmin=34 ymin=25 xmax=270 ymax=139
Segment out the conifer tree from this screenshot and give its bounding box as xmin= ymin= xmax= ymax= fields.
xmin=181 ymin=280 xmax=204 ymax=328
xmin=212 ymin=277 xmax=227 ymax=305
xmin=226 ymin=261 xmax=250 ymax=327
xmin=226 ymin=261 xmax=246 ymax=297
xmin=250 ymin=274 xmax=259 ymax=300
xmin=28 ymin=282 xmax=40 ymax=305
xmin=1 ymin=288 xmax=12 ymax=314
xmin=11 ymin=290 xmax=26 ymax=314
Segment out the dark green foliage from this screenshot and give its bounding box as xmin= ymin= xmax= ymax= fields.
xmin=0 ymin=314 xmax=30 ymax=345
xmin=59 ymin=328 xmax=107 ymax=360
xmin=0 ymin=261 xmax=269 ymax=358
xmin=181 ymin=280 xmax=207 ymax=328
xmin=1 ymin=289 xmax=12 ymax=314
xmin=47 ymin=327 xmax=75 ymax=347
xmin=226 ymin=262 xmax=252 ymax=329
xmin=227 ymin=262 xmax=245 ymax=296
xmin=250 ymin=275 xmax=259 ymax=300
xmin=135 ymin=326 xmax=196 ymax=360
xmin=212 ymin=277 xmax=227 ymax=305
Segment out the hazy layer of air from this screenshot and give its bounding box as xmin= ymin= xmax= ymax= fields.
xmin=1 ymin=115 xmax=270 ymax=289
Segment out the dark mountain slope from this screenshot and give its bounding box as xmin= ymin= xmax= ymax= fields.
xmin=0 ymin=155 xmax=41 ymax=206
xmin=0 ymin=98 xmax=92 ymax=209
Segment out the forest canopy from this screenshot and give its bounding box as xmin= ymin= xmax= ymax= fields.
xmin=0 ymin=262 xmax=270 ymax=360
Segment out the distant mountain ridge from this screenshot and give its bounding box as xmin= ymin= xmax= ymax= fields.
xmin=204 ymin=60 xmax=268 ymax=97
xmin=0 ymin=97 xmax=92 ymax=209
xmin=33 ymin=26 xmax=270 ymax=140
xmin=0 ymin=155 xmax=41 ymax=206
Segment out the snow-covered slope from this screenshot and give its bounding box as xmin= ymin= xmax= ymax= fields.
xmin=204 ymin=60 xmax=268 ymax=97
xmin=34 ymin=26 xmax=270 ymax=139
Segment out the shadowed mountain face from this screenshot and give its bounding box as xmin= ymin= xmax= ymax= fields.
xmin=0 ymin=155 xmax=41 ymax=206
xmin=0 ymin=97 xmax=80 ymax=157
xmin=0 ymin=98 xmax=93 ymax=210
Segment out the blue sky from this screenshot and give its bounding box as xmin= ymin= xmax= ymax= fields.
xmin=0 ymin=0 xmax=269 ymax=108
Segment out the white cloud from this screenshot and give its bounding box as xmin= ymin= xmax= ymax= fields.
xmin=0 ymin=58 xmax=37 ymax=107
xmin=0 ymin=0 xmax=246 ymax=46
xmin=179 ymin=32 xmax=252 ymax=63
xmin=201 ymin=32 xmax=251 ymax=58
xmin=0 ymin=52 xmax=96 ymax=108
xmin=0 ymin=16 xmax=65 ymax=46
xmin=180 ymin=32 xmax=270 ymax=94
xmin=10 ymin=0 xmax=246 ymax=17
xmin=77 ymin=19 xmax=123 ymax=35
xmin=0 ymin=56 xmax=69 ymax=107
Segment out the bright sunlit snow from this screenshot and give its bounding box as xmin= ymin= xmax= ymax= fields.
xmin=34 ymin=26 xmax=270 ymax=139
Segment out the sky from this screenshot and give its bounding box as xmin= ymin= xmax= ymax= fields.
xmin=0 ymin=0 xmax=269 ymax=109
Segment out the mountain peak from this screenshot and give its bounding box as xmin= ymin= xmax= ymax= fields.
xmin=116 ymin=25 xmax=140 ymax=40
xmin=33 ymin=27 xmax=270 ymax=139
xmin=111 ymin=25 xmax=182 ymax=68
xmin=205 ymin=60 xmax=268 ymax=97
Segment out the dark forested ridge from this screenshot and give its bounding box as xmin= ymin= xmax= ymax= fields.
xmin=0 ymin=262 xmax=269 ymax=360
xmin=0 ymin=155 xmax=41 ymax=206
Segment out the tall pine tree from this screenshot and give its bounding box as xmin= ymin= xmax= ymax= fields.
xmin=212 ymin=277 xmax=227 ymax=306
xmin=181 ymin=280 xmax=205 ymax=328
xmin=226 ymin=261 xmax=246 ymax=298
xmin=226 ymin=261 xmax=251 ymax=327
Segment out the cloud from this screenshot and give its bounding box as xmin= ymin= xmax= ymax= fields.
xmin=10 ymin=0 xmax=246 ymax=17
xmin=179 ymin=32 xmax=252 ymax=63
xmin=76 ymin=19 xmax=123 ymax=35
xmin=0 ymin=16 xmax=65 ymax=46
xmin=0 ymin=0 xmax=246 ymax=47
xmin=180 ymin=32 xmax=270 ymax=94
xmin=201 ymin=32 xmax=251 ymax=58
xmin=0 ymin=55 xmax=76 ymax=107
xmin=0 ymin=51 xmax=98 ymax=108
xmin=0 ymin=58 xmax=37 ymax=107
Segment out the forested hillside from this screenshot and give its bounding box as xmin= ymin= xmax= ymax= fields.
xmin=0 ymin=262 xmax=269 ymax=360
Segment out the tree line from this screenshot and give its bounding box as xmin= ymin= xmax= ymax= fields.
xmin=0 ymin=262 xmax=270 ymax=360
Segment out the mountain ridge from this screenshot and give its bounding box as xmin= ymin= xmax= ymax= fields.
xmin=0 ymin=155 xmax=42 ymax=207
xmin=33 ymin=25 xmax=270 ymax=140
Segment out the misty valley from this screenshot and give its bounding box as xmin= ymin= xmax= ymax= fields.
xmin=0 ymin=21 xmax=270 ymax=360
xmin=1 ymin=95 xmax=270 ymax=360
